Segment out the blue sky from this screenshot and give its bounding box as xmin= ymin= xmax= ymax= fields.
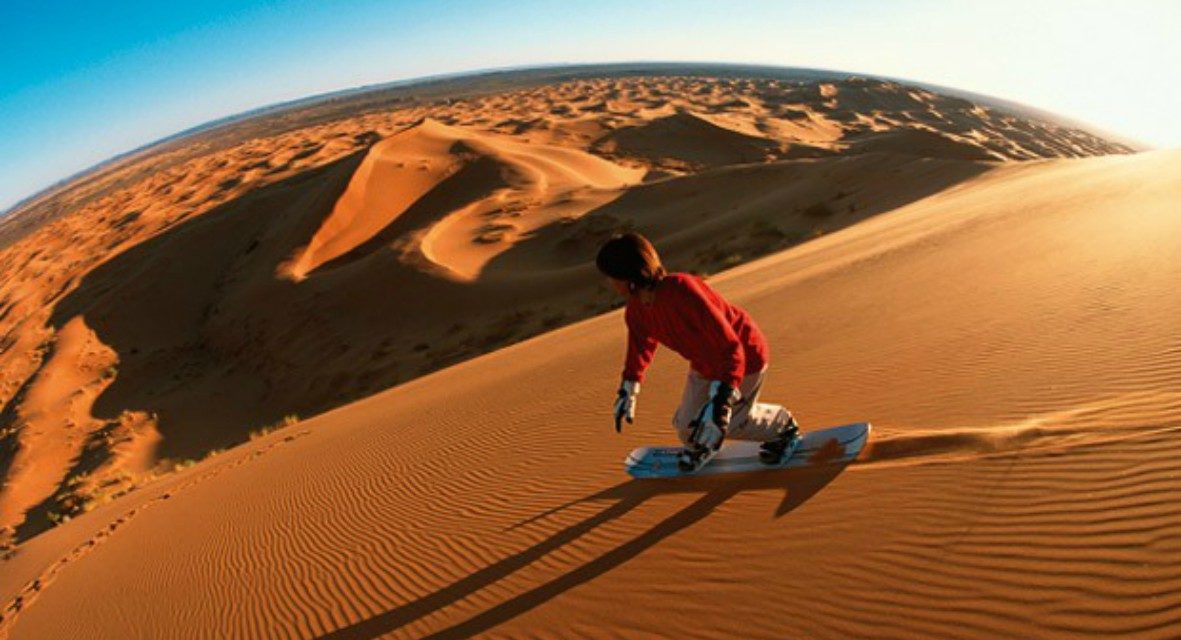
xmin=1 ymin=0 xmax=1178 ymax=212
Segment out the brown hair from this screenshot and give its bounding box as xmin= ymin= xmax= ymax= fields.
xmin=596 ymin=232 xmax=667 ymax=289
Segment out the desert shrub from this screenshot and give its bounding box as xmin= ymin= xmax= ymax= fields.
xmin=249 ymin=414 xmax=300 ymax=440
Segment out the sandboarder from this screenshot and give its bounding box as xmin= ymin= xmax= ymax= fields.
xmin=596 ymin=232 xmax=800 ymax=472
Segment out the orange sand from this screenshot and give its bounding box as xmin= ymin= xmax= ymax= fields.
xmin=1 ymin=72 xmax=1171 ymax=638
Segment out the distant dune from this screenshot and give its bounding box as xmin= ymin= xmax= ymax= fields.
xmin=0 ymin=64 xmax=1168 ymax=638
xmin=287 ymin=118 xmax=643 ymax=281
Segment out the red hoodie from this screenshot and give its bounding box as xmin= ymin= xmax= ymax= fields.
xmin=622 ymin=273 xmax=769 ymax=388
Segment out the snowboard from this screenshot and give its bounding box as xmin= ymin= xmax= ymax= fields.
xmin=624 ymin=422 xmax=871 ymax=479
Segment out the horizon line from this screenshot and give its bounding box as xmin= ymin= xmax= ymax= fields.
xmin=0 ymin=59 xmax=1150 ymax=220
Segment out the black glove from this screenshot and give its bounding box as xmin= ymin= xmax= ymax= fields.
xmin=691 ymin=381 xmax=739 ymax=449
xmin=697 ymin=381 xmax=738 ymax=429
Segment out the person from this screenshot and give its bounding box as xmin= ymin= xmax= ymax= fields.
xmin=596 ymin=232 xmax=800 ymax=472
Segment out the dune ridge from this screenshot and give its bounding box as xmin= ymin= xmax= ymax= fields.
xmin=288 ymin=118 xmax=643 ymax=281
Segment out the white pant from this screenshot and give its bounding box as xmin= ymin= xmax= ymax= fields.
xmin=672 ymin=368 xmax=793 ymax=444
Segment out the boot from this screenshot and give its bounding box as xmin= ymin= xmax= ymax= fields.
xmin=677 ymin=443 xmax=717 ymax=473
xmin=759 ymin=414 xmax=801 ymax=464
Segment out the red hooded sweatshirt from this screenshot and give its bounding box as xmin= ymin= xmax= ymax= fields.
xmin=622 ymin=273 xmax=768 ymax=388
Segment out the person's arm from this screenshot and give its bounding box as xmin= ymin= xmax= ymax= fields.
xmin=614 ymin=306 xmax=656 ymax=432
xmin=623 ymin=305 xmax=658 ymax=383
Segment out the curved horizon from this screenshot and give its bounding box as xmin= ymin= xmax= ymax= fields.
xmin=0 ymin=60 xmax=1150 ymax=218
xmin=1 ymin=0 xmax=1177 ymax=212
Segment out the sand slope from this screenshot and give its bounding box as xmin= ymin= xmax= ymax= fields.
xmin=1 ymin=149 xmax=1177 ymax=638
xmin=0 ymin=72 xmax=1136 ymax=546
xmin=288 ymin=119 xmax=642 ymax=280
xmin=6 ymin=72 xmax=1124 ymax=545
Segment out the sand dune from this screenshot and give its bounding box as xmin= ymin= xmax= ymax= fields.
xmin=0 ymin=70 xmax=1137 ymax=565
xmin=1 ymin=147 xmax=1176 ymax=638
xmin=593 ymin=109 xmax=790 ymax=169
xmin=846 ymin=127 xmax=1000 ymax=160
xmin=288 ymin=119 xmax=642 ymax=280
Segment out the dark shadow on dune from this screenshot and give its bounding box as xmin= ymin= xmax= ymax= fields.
xmin=318 ymin=460 xmax=851 ymax=640
xmin=308 ymin=153 xmax=512 ymax=276
xmin=479 ymin=154 xmax=993 ymax=281
xmin=44 ymin=152 xmax=369 ymax=458
xmin=0 ymin=374 xmax=36 ymax=503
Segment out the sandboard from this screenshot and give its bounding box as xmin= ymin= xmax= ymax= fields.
xmin=625 ymin=422 xmax=871 ymax=479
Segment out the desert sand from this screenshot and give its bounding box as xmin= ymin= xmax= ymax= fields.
xmin=2 ymin=67 xmax=1174 ymax=637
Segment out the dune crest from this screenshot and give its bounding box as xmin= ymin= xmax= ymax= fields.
xmin=283 ymin=119 xmax=466 ymax=279
xmin=593 ymin=109 xmax=791 ymax=169
xmin=287 ymin=119 xmax=643 ymax=281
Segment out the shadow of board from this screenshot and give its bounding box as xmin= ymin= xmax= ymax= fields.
xmin=319 ymin=457 xmax=853 ymax=640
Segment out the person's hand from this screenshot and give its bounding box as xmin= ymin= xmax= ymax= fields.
xmin=692 ymin=381 xmax=739 ymax=448
xmin=614 ymin=380 xmax=640 ymax=433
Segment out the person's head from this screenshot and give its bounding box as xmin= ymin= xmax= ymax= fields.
xmin=596 ymin=232 xmax=666 ymax=295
